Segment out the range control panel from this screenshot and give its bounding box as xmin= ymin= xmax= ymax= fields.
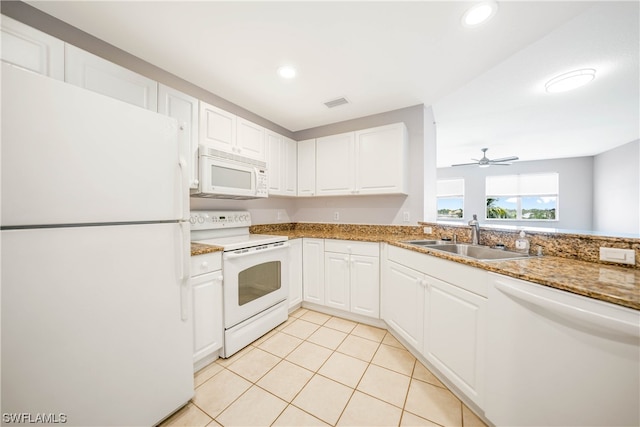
xmin=190 ymin=210 xmax=251 ymax=230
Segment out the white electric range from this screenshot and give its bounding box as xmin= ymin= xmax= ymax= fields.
xmin=190 ymin=210 xmax=289 ymax=357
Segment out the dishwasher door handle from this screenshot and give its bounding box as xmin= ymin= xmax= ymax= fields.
xmin=494 ymin=280 xmax=640 ymax=339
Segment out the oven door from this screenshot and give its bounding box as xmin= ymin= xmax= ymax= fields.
xmin=222 ymin=242 xmax=290 ymax=328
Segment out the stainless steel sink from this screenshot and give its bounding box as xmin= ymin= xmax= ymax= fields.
xmin=423 ymin=243 xmax=531 ymax=261
xmin=401 ymin=239 xmax=446 ymax=246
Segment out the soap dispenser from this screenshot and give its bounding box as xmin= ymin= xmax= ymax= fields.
xmin=515 ymin=231 xmax=530 ymax=254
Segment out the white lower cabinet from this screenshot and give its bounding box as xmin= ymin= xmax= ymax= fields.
xmin=324 ymin=240 xmax=380 ymax=318
xmin=288 ymin=239 xmax=303 ymax=309
xmin=190 ymin=252 xmax=223 ymax=371
xmin=381 ymin=258 xmax=425 ymax=350
xmin=302 ymin=238 xmax=325 ymax=305
xmin=424 ymin=275 xmax=486 ymax=407
xmin=382 ymin=244 xmax=486 ymax=408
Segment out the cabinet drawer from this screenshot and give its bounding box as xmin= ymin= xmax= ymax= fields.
xmin=190 ymin=252 xmax=222 ymax=277
xmin=325 ymin=239 xmax=379 ymax=257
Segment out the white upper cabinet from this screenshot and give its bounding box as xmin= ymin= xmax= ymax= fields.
xmin=282 ymin=136 xmax=297 ymax=195
xmin=297 ymin=139 xmax=316 ymax=197
xmin=64 ymin=44 xmax=158 ymax=111
xmin=355 ymin=123 xmax=408 ymax=195
xmin=236 ymin=117 xmax=265 ymax=160
xmin=1 ymin=15 xmax=64 ymax=80
xmin=267 ymin=130 xmax=297 ymax=196
xmin=316 ymin=132 xmax=355 ymax=196
xmin=199 ymin=101 xmax=236 ymax=152
xmin=158 ymin=85 xmax=200 ymax=190
xmin=199 ymin=101 xmax=265 ymax=161
xmin=315 ymin=123 xmax=408 ymax=196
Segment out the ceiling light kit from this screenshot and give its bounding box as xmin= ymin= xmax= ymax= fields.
xmin=545 ymin=68 xmax=596 ymax=93
xmin=277 ymin=65 xmax=296 ymax=79
xmin=462 ymin=1 xmax=498 ymax=27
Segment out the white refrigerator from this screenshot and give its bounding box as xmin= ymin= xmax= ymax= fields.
xmin=1 ymin=63 xmax=193 ymax=426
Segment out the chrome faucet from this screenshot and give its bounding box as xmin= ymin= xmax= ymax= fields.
xmin=468 ymin=214 xmax=480 ymax=245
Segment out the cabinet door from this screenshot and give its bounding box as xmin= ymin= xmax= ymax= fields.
xmin=381 ymin=260 xmax=425 ymax=350
xmin=236 ymin=117 xmax=265 ymax=160
xmin=266 ymin=130 xmax=283 ymax=193
xmin=324 ymin=252 xmax=350 ymax=311
xmin=350 ymin=254 xmax=380 ymax=318
xmin=65 ymin=44 xmax=158 ymax=111
xmin=424 ymin=276 xmax=486 ymax=407
xmin=1 ymin=15 xmax=64 ymax=80
xmin=297 ymin=139 xmax=316 ymax=196
xmin=302 ymin=238 xmax=325 ymax=304
xmin=199 ymin=101 xmax=236 ymax=152
xmin=355 ymin=123 xmax=408 ymax=195
xmin=192 ymin=270 xmax=223 ymax=364
xmin=288 ymin=239 xmax=303 ymax=309
xmin=283 ymin=136 xmax=298 ymax=196
xmin=158 ymin=84 xmax=199 ymax=189
xmin=316 ymin=132 xmax=355 ymax=196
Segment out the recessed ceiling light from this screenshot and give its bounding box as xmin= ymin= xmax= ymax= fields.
xmin=545 ymin=69 xmax=596 ymax=93
xmin=277 ymin=65 xmax=296 ymax=79
xmin=462 ymin=1 xmax=498 ymax=27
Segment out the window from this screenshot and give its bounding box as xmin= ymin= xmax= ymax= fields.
xmin=486 ymin=173 xmax=558 ymax=220
xmin=437 ymin=178 xmax=464 ymax=219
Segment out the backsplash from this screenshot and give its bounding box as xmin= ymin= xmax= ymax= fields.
xmin=420 ymin=221 xmax=639 ymax=269
xmin=251 ymin=221 xmax=640 ymax=269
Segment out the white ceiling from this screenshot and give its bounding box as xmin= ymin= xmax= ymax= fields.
xmin=28 ymin=1 xmax=639 ymax=167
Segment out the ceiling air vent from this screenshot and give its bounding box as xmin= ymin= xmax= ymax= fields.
xmin=324 ymin=97 xmax=350 ymax=108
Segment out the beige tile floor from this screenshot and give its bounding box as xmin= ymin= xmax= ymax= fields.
xmin=161 ymin=308 xmax=488 ymax=427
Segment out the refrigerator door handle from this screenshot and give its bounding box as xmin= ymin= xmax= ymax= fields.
xmin=179 ymin=221 xmax=190 ymax=321
xmin=178 ymin=157 xmax=189 ymax=221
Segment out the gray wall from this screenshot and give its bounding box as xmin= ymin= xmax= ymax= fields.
xmin=593 ymin=140 xmax=640 ymax=236
xmin=437 ymin=156 xmax=594 ymax=231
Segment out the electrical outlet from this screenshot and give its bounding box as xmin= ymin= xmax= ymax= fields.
xmin=423 ymin=226 xmax=433 ymax=234
xmin=403 ymin=211 xmax=410 ymax=222
xmin=599 ymin=247 xmax=635 ymax=265
xmin=333 ymin=212 xmax=339 ymax=221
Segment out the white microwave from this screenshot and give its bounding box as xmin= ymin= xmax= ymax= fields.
xmin=193 ymin=146 xmax=268 ymax=199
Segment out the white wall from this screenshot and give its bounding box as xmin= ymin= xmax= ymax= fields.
xmin=437 ymin=156 xmax=594 ymax=231
xmin=593 ymin=140 xmax=640 ymax=236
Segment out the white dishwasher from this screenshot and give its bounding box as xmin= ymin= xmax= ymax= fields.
xmin=486 ymin=273 xmax=639 ymax=427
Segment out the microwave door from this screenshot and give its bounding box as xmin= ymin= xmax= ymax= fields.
xmin=202 ymin=157 xmax=255 ymax=197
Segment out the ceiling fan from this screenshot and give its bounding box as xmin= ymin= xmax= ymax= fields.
xmin=452 ymin=148 xmax=519 ymax=167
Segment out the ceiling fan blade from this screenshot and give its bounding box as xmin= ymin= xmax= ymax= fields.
xmin=490 ymin=156 xmax=519 ymax=163
xmin=491 ymin=162 xmax=513 ymax=166
xmin=451 ymin=162 xmax=479 ymax=167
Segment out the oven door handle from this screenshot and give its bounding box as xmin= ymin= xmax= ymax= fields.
xmin=223 ymin=242 xmax=290 ymax=259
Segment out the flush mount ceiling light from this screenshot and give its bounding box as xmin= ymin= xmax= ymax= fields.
xmin=545 ymin=68 xmax=596 ymax=93
xmin=462 ymin=1 xmax=498 ymax=27
xmin=277 ymin=65 xmax=297 ymax=79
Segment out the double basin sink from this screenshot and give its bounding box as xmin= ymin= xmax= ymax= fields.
xmin=401 ymin=240 xmax=532 ymax=261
